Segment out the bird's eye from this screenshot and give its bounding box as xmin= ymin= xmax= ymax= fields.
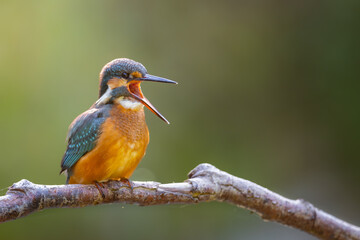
xmin=121 ymin=72 xmax=129 ymax=79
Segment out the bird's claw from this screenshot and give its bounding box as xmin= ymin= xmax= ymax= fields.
xmin=120 ymin=177 xmax=133 ymax=191
xmin=94 ymin=181 xmax=106 ymax=199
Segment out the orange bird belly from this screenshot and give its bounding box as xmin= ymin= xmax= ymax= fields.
xmin=68 ymin=106 xmax=149 ymax=184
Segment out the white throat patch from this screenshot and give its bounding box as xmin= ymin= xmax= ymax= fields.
xmin=95 ymin=87 xmax=143 ymax=110
xmin=118 ymin=97 xmax=143 ymax=110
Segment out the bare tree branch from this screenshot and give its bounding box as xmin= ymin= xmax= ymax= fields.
xmin=0 ymin=163 xmax=359 ymax=239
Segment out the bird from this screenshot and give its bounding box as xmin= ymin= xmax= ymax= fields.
xmin=60 ymin=58 xmax=177 ymax=188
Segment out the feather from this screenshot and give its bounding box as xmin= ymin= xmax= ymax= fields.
xmin=61 ymin=105 xmax=111 ymax=172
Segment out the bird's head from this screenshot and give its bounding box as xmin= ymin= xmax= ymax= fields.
xmin=97 ymin=58 xmax=177 ymax=124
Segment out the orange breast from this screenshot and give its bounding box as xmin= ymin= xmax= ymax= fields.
xmin=68 ymin=105 xmax=149 ymax=184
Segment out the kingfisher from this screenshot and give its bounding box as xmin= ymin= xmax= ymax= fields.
xmin=60 ymin=58 xmax=177 ymax=187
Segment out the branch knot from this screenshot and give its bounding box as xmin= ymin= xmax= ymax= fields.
xmin=8 ymin=179 xmax=35 ymax=197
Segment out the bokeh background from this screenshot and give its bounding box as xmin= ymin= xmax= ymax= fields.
xmin=0 ymin=1 xmax=359 ymax=239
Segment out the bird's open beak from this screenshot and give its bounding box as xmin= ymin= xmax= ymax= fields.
xmin=128 ymin=74 xmax=177 ymax=124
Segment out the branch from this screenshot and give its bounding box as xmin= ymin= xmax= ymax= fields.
xmin=0 ymin=164 xmax=359 ymax=239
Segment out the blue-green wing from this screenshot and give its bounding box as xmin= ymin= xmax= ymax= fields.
xmin=60 ymin=106 xmax=110 ymax=173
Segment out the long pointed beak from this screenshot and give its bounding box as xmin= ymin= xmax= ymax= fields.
xmin=128 ymin=74 xmax=177 ymax=124
xmin=137 ymin=74 xmax=178 ymax=84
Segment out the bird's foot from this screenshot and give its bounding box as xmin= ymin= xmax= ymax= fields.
xmin=94 ymin=181 xmax=106 ymax=199
xmin=119 ymin=177 xmax=133 ymax=191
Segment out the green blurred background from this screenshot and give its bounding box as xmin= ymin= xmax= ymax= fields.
xmin=0 ymin=0 xmax=359 ymax=239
